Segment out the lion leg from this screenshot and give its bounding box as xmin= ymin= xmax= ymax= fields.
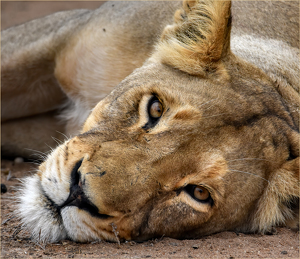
xmin=1 ymin=111 xmax=66 ymax=160
xmin=1 ymin=9 xmax=93 ymax=158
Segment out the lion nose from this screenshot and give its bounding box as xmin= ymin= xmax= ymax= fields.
xmin=60 ymin=159 xmax=84 ymax=207
xmin=60 ymin=159 xmax=110 ymax=219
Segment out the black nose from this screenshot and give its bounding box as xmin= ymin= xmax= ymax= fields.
xmin=70 ymin=159 xmax=84 ymax=193
xmin=60 ymin=159 xmax=110 ymax=219
xmin=60 ymin=159 xmax=83 ymax=207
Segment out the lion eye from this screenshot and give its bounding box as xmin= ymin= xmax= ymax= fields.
xmin=149 ymin=100 xmax=163 ymax=118
xmin=184 ymin=185 xmax=213 ymax=205
xmin=142 ymin=96 xmax=164 ymax=130
xmin=193 ymin=186 xmax=210 ymax=201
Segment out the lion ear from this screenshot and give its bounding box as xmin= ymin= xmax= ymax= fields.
xmin=151 ymin=0 xmax=232 ymax=78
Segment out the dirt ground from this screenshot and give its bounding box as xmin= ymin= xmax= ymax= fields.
xmin=1 ymin=1 xmax=299 ymax=258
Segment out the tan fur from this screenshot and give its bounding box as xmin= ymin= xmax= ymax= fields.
xmin=152 ymin=0 xmax=231 ymax=78
xmin=1 ymin=1 xmax=299 ymax=243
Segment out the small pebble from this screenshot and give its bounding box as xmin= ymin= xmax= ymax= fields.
xmin=281 ymin=251 xmax=288 ymax=255
xmin=192 ymin=244 xmax=199 ymax=249
xmin=1 ymin=183 xmax=7 ymax=193
xmin=14 ymin=157 xmax=24 ymax=164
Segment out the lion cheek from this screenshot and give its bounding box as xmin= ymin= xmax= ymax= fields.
xmin=129 ymin=199 xmax=212 ymax=240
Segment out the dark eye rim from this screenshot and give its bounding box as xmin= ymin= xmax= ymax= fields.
xmin=142 ymin=96 xmax=164 ymax=130
xmin=184 ymin=184 xmax=214 ymax=206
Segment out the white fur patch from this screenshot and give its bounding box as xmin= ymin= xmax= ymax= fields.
xmin=17 ymin=144 xmax=111 ymax=243
xmin=61 ymin=207 xmax=102 ymax=242
xmin=17 ymin=175 xmax=67 ymax=243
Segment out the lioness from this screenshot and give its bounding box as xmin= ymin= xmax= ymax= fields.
xmin=1 ymin=1 xmax=299 ymax=243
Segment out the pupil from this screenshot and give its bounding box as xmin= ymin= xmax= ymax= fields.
xmin=151 ymin=102 xmax=162 ymax=117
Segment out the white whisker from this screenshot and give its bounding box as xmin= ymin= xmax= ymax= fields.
xmin=51 ymin=136 xmax=64 ymax=146
xmin=45 ymin=144 xmax=54 ymax=153
xmin=228 ymin=158 xmax=270 ymax=162
xmin=200 ymin=98 xmax=218 ymax=109
xmin=24 ymin=148 xmax=49 ymax=161
xmin=230 ymin=169 xmax=269 ymax=183
xmin=202 ymin=113 xmax=228 ymax=118
xmin=56 ymin=131 xmax=71 ymax=142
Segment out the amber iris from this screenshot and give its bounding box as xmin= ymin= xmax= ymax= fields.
xmin=194 ymin=186 xmax=210 ymax=201
xmin=149 ymin=100 xmax=163 ymax=118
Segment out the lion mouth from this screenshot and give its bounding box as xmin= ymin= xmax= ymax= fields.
xmin=17 ymin=159 xmax=111 ymax=243
xmin=59 ymin=181 xmax=110 ymax=219
xmin=59 ymin=159 xmax=110 ymax=219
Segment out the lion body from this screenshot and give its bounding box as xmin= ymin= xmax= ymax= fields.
xmin=1 ymin=1 xmax=299 ymax=242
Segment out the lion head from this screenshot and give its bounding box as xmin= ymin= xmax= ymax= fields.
xmin=18 ymin=0 xmax=299 ymax=243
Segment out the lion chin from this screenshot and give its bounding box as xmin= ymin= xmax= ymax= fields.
xmin=18 ymin=175 xmax=115 ymax=243
xmin=11 ymin=0 xmax=299 ymax=243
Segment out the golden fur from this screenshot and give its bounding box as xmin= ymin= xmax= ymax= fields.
xmin=1 ymin=1 xmax=299 ymax=242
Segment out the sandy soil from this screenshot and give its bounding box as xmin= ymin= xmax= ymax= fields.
xmin=1 ymin=1 xmax=299 ymax=258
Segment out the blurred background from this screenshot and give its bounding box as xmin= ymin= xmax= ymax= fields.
xmin=1 ymin=1 xmax=103 ymax=30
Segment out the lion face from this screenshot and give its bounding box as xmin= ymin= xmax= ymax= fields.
xmin=18 ymin=60 xmax=299 ymax=242
xmin=18 ymin=0 xmax=299 ymax=243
